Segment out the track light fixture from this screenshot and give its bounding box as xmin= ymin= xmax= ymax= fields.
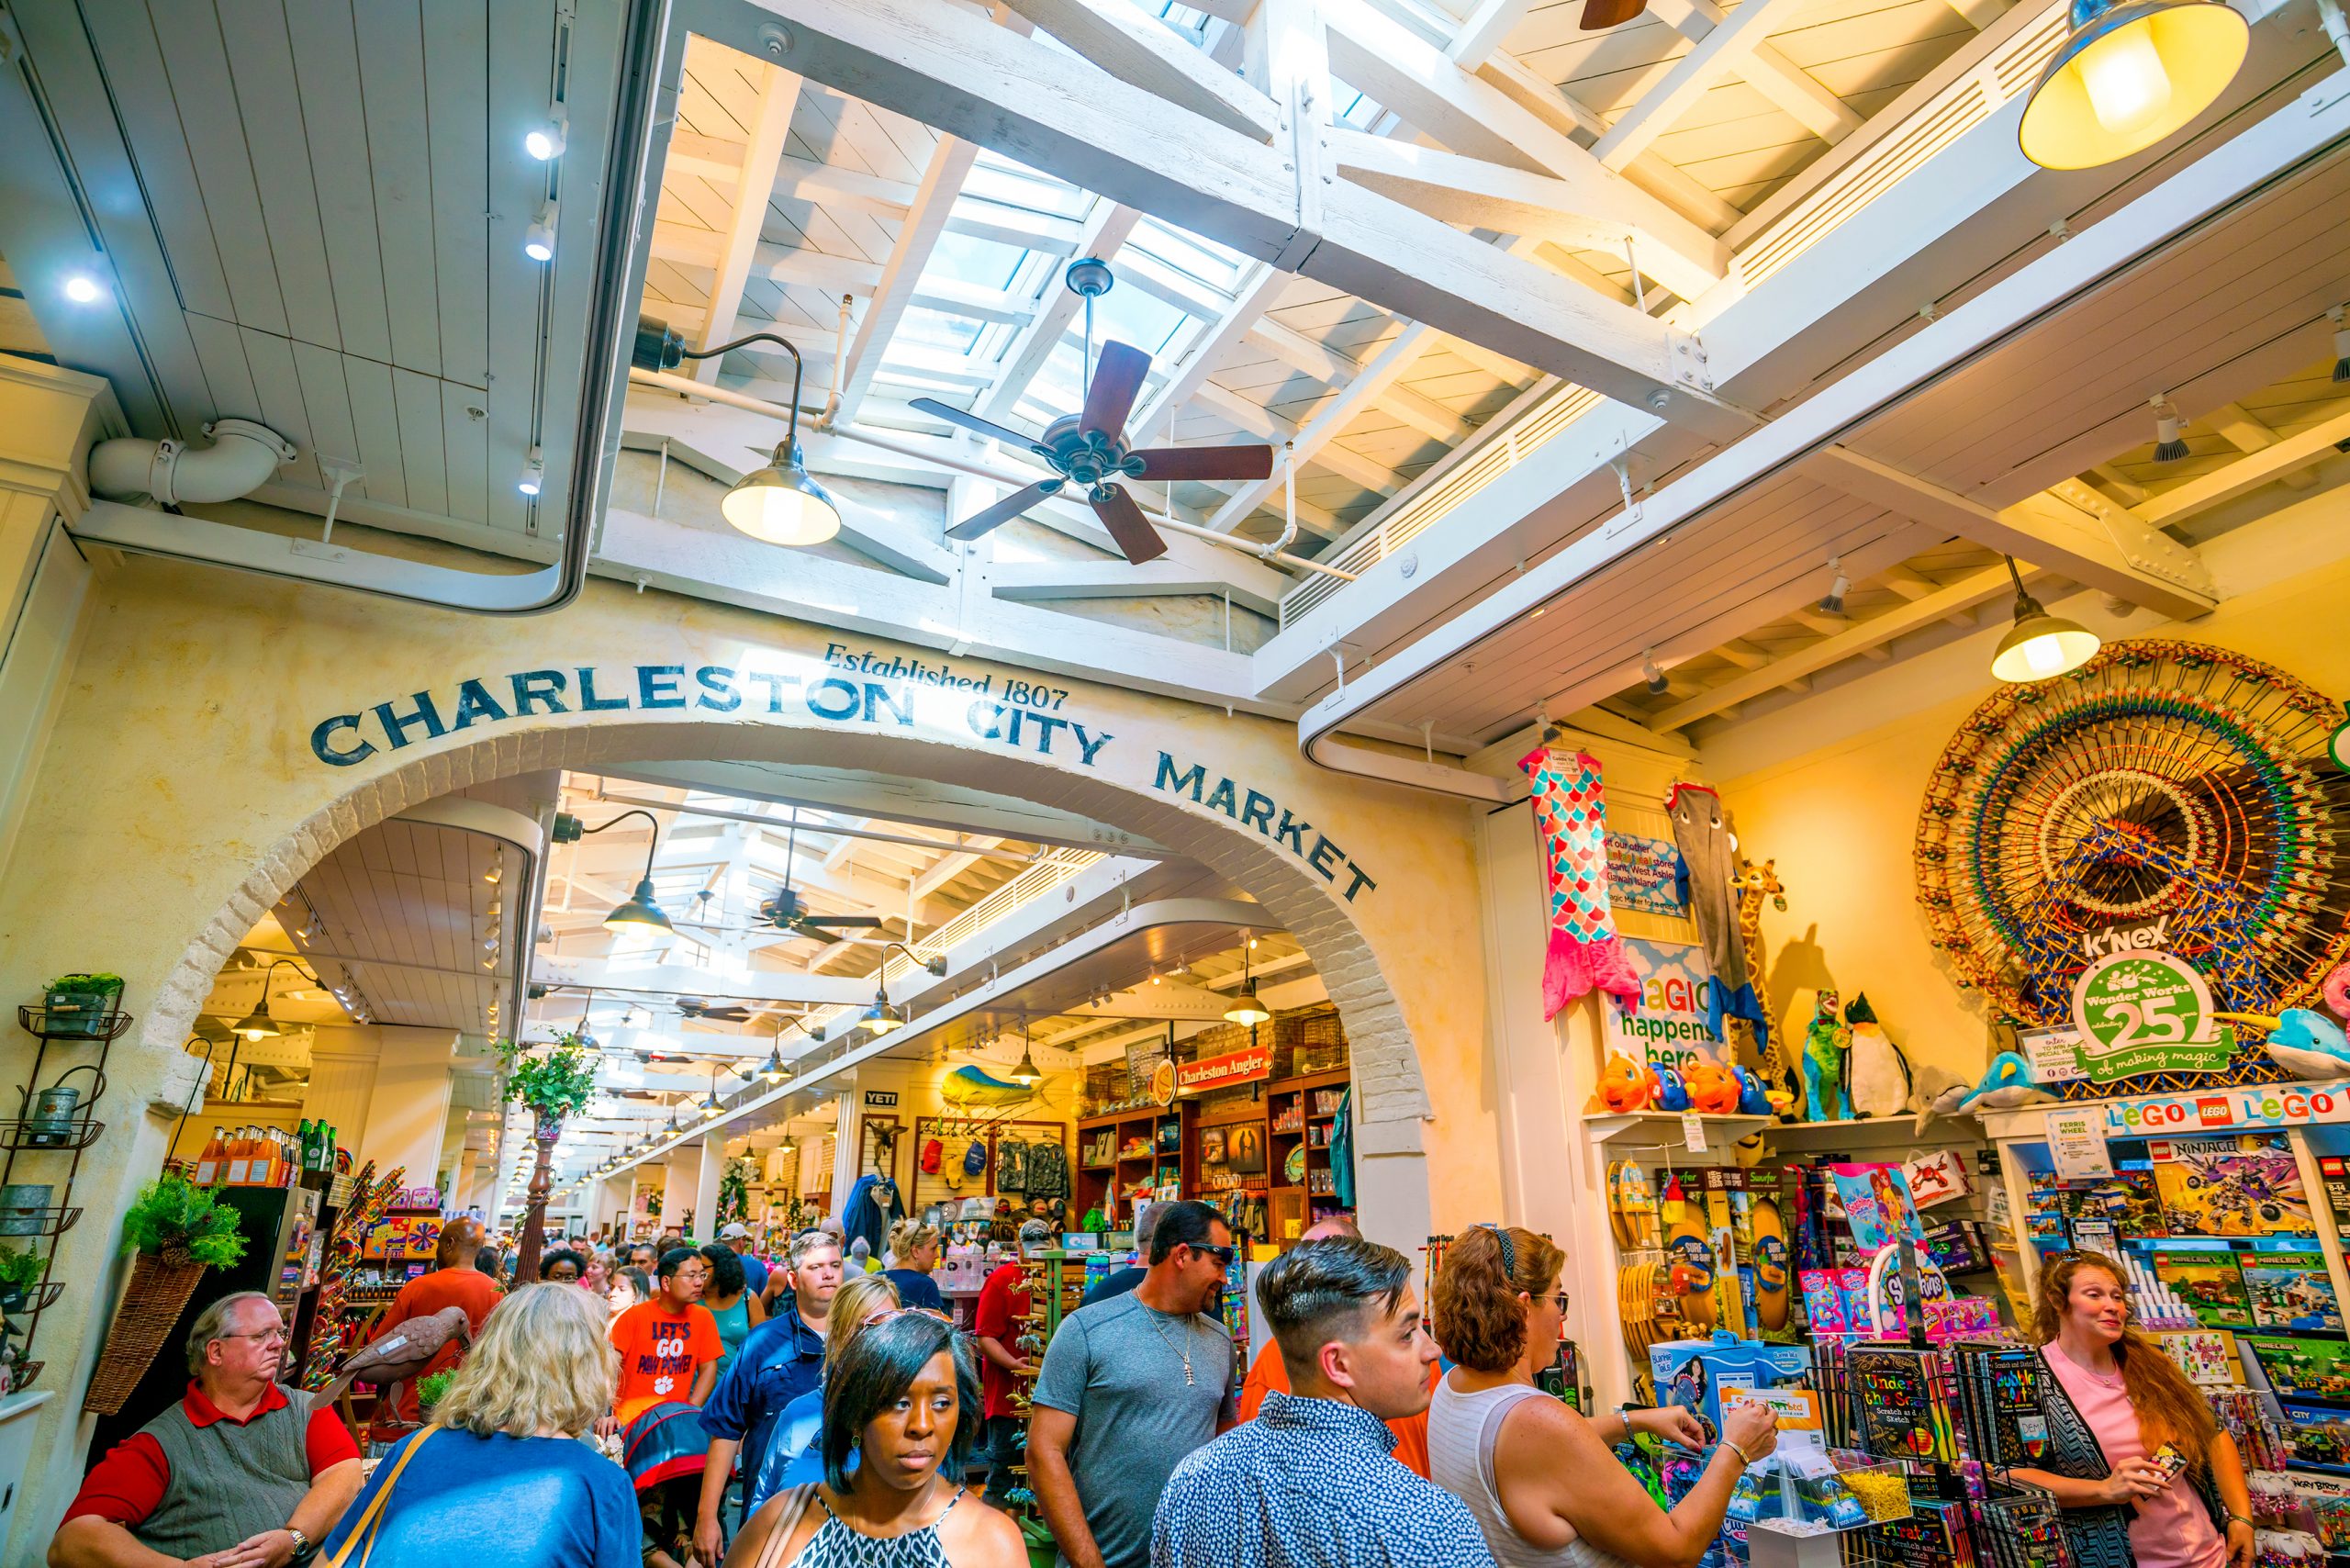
xmin=525 ymin=107 xmax=568 ymax=161
xmin=523 ymin=205 xmax=557 ymax=263
xmin=1818 ymin=557 xmax=1849 ymax=617
xmin=1642 ymin=652 xmax=1670 ymax=697
xmin=2018 ymin=0 xmax=2246 ymax=169
xmin=2151 ymin=395 xmax=2188 ymax=462
xmin=1989 ymin=555 xmax=2101 ymax=682
xmin=2332 ymin=306 xmax=2348 ymax=384
xmin=518 ymin=446 xmax=544 ymax=497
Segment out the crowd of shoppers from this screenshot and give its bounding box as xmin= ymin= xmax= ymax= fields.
xmin=49 ymin=1207 xmax=1800 ymax=1568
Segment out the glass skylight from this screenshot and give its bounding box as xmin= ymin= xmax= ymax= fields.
xmin=927 ymin=231 xmax=1030 ymax=292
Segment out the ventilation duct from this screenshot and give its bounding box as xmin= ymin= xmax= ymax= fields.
xmin=88 ymin=420 xmax=296 ymax=507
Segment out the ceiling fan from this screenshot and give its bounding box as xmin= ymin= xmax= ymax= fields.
xmin=673 ymin=997 xmax=754 ymax=1024
xmin=758 ymin=812 xmax=890 ymax=942
xmin=911 ymin=258 xmax=1274 ymax=565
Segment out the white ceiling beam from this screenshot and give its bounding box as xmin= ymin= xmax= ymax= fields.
xmin=909 ymin=278 xmax=1036 ymax=325
xmin=649 ymin=223 xmax=886 ymax=296
xmin=1592 ymin=0 xmax=1820 ymax=171
xmin=1875 ymin=564 xmax=1940 ymax=599
xmin=2203 ymin=400 xmax=2322 ymax=489
xmin=1807 ymin=448 xmax=2216 ymax=620
xmin=1001 ymin=0 xmax=1281 ymax=142
xmin=945 ymin=198 xmax=1084 ymax=255
xmin=1244 ymin=317 xmax=1474 ymax=444
xmin=1471 ymin=51 xmax=1744 ymax=235
xmin=1639 ymin=0 xmax=1863 ymax=146
xmin=1209 ymin=322 xmax=1436 ymax=529
xmin=737 ymin=0 xmax=1730 ymax=427
xmin=2135 ymin=405 xmax=2350 ymax=526
xmin=695 ymin=65 xmax=803 ymax=386
xmin=1192 ymin=382 xmax=1401 ymax=497
xmin=909 ymin=838 xmax=1005 ymax=903
xmin=1648 ymin=564 xmax=2016 ymax=728
xmin=977 ymin=203 xmax=1145 ymax=424
xmin=531 ymin=957 xmax=875 ymax=1006
xmin=1318 ymin=0 xmax=1732 ymax=285
xmin=834 ymin=136 xmax=983 ymax=424
xmin=1449 ymin=0 xmax=1539 ymax=65
xmin=1382 ymin=382 xmax=1476 ymax=445
xmin=1714 ymin=638 xmax=1771 ymax=669
xmin=1131 ymin=265 xmax=1290 ymax=436
xmin=992 ymin=558 xmax=1288 ymax=610
xmin=1325 ymin=129 xmax=1728 ymax=301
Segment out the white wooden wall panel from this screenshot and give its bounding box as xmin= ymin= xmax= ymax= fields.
xmin=290 ymin=340 xmax=362 ymax=476
xmin=240 ymin=328 xmax=323 ymax=489
xmin=422 ymin=2 xmax=491 ymax=390
xmin=342 ymin=359 xmax=408 ymax=510
xmin=440 ymin=381 xmax=491 ymax=527
xmin=284 ymin=0 xmax=393 ymax=365
xmin=215 ymin=0 xmax=341 ymax=351
xmin=485 ymin=0 xmax=554 ymax=536
xmin=353 ymin=0 xmax=444 ymax=378
xmin=185 ymin=314 xmax=260 ymax=429
xmin=143 ymin=0 xmax=287 ymax=334
xmin=391 ymin=369 xmax=450 ymax=517
xmin=80 ymin=0 xmax=235 ymax=323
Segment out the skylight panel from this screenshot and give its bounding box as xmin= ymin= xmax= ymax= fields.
xmin=927 ymin=231 xmax=1030 ymax=291
xmin=895 ymin=306 xmax=984 ymax=355
xmin=1128 ymin=217 xmax=1246 ymax=295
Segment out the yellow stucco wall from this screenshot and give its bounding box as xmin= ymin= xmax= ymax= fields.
xmin=0 ymin=543 xmax=1506 ymax=1553
xmin=1714 ymin=535 xmax=2350 ymax=1088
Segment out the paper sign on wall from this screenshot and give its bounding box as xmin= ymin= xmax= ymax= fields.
xmin=2046 ymin=1109 xmax=2115 ymax=1181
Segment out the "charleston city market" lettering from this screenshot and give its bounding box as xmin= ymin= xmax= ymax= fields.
xmin=308 ymin=664 xmax=1113 ymax=768
xmin=1153 ymin=751 xmax=1377 ymax=902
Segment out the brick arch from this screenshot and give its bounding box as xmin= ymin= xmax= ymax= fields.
xmin=144 ymin=714 xmax=1430 ymax=1140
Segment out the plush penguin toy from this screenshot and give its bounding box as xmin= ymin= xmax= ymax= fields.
xmin=1844 ymin=993 xmax=1912 ymax=1119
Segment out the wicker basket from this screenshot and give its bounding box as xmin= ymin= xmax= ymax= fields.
xmin=83 ymin=1252 xmax=207 ymax=1415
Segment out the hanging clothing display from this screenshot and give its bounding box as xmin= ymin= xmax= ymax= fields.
xmin=1330 ymin=1088 xmax=1356 ymax=1209
xmin=839 ymin=1173 xmax=903 ymax=1259
xmin=995 ymin=1137 xmax=1029 ymax=1194
xmin=1519 ymin=745 xmax=1639 ymax=1017
xmin=1025 ymin=1137 xmax=1066 ymax=1200
xmin=1667 ymin=782 xmax=1768 ymax=1047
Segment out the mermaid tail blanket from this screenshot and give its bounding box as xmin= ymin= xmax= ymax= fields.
xmin=1521 ymin=745 xmax=1639 ymax=1017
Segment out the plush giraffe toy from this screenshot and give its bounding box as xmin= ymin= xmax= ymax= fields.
xmin=1729 ymin=860 xmax=1796 ymax=1114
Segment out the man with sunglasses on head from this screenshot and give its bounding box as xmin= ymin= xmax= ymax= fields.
xmin=1031 ymin=1200 xmax=1239 ymax=1568
xmin=50 ymin=1293 xmax=362 ymax=1568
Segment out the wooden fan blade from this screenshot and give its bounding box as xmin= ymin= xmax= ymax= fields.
xmin=1081 ymin=342 xmax=1151 ymax=442
xmin=1090 ymin=485 xmax=1168 ymax=565
xmin=1580 ymin=0 xmax=1646 ymax=28
xmin=909 ymin=398 xmax=1048 ymax=454
xmin=796 ymin=914 xmax=888 ymax=928
xmin=1127 ymin=444 xmax=1275 ymax=482
xmin=946 ymin=479 xmax=1062 ymax=540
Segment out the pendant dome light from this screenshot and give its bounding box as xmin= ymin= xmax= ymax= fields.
xmin=1224 ymin=935 xmax=1272 ymax=1026
xmin=2018 ymin=0 xmax=2246 ymax=170
xmin=1989 ymin=556 xmax=2102 ymax=682
xmin=233 ymin=958 xmax=321 ymax=1040
xmin=631 ymin=315 xmax=841 ymax=545
xmin=554 ymin=809 xmax=674 ymax=935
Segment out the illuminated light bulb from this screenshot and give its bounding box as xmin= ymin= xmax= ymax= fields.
xmin=2076 ymin=23 xmax=2173 ymax=136
xmin=63 ymin=274 xmax=104 ymax=304
xmin=525 ymin=108 xmax=568 ymax=161
xmin=523 ymin=204 xmax=557 ymax=262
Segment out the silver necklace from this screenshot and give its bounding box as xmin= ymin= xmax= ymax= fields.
xmin=1142 ymin=1304 xmax=1201 ymax=1386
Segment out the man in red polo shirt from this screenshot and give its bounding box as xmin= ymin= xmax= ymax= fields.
xmin=51 ymin=1291 xmax=361 ymax=1568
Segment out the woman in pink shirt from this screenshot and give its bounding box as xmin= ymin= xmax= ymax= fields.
xmin=2011 ymin=1251 xmax=2254 ymax=1568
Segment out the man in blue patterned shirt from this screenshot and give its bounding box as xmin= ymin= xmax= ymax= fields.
xmin=1150 ymin=1238 xmax=1496 ymax=1568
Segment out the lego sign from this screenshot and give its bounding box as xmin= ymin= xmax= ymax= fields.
xmin=2098 ymin=1082 xmax=2350 ymax=1135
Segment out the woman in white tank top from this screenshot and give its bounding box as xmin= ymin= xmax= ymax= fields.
xmin=1425 ymin=1226 xmax=1779 ymax=1568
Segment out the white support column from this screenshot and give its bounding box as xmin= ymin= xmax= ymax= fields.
xmin=664 ymin=1149 xmax=696 ymax=1232
xmin=357 ymin=1028 xmax=462 ymax=1194
xmin=695 ymin=1139 xmax=726 ymax=1243
xmin=303 ymin=1026 xmax=382 ymax=1149
xmin=831 ymin=1083 xmax=860 ymax=1220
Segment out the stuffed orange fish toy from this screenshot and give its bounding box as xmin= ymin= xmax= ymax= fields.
xmin=1682 ymin=1060 xmax=1742 ymax=1114
xmin=1591 ymin=1053 xmax=1657 ymax=1114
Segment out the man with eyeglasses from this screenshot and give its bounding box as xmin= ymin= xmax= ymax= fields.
xmin=1032 ymin=1200 xmax=1239 ymax=1568
xmin=50 ymin=1292 xmax=362 ymax=1568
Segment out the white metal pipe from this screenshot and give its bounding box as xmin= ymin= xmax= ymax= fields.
xmin=628 ymin=367 xmax=1356 ymax=582
xmin=89 ymin=419 xmax=295 ymax=506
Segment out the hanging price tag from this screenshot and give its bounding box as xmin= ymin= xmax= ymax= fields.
xmin=1682 ymin=1112 xmax=1707 ymax=1152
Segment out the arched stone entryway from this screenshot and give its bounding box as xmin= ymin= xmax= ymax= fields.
xmin=0 ymin=562 xmax=1502 ymax=1552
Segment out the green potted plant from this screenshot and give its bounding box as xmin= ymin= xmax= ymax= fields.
xmin=0 ymin=1248 xmax=43 ymax=1312
xmin=720 ymin=1156 xmax=755 ymax=1228
xmin=415 ymin=1369 xmax=455 ymax=1414
xmin=84 ymin=1173 xmax=249 ymax=1416
xmin=493 ymin=1034 xmax=598 ymax=1139
xmin=41 ymin=972 xmax=124 ymax=1037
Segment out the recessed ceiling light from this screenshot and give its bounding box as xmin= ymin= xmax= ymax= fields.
xmin=62 ymin=274 xmax=104 ymax=305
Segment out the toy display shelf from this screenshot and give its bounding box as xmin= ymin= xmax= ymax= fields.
xmin=1583 ymin=1111 xmax=1771 ymax=1158
xmin=1759 ymin=1113 xmax=1984 ymax=1153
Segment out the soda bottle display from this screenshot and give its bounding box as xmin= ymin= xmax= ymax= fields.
xmin=194 ymin=1127 xmax=227 ymax=1186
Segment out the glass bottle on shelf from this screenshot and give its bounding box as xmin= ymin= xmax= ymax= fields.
xmin=195 ymin=1128 xmax=227 ymax=1186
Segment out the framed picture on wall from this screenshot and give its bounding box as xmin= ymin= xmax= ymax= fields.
xmin=1200 ymin=1127 xmax=1226 ymax=1166
xmin=1226 ymin=1124 xmax=1267 ymax=1175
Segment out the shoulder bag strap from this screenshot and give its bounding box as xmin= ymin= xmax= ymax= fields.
xmin=320 ymin=1428 xmax=437 ymax=1568
xmin=752 ymin=1484 xmax=820 ymax=1568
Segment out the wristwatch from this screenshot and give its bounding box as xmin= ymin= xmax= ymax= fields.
xmin=285 ymin=1526 xmax=312 ymax=1559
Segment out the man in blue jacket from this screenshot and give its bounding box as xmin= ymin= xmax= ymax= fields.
xmin=694 ymin=1227 xmax=840 ymax=1563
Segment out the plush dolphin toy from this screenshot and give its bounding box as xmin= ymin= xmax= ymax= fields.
xmin=2216 ymin=1009 xmax=2350 ymax=1081
xmin=1908 ymin=1063 xmax=1974 ymax=1134
xmin=1956 ymin=1050 xmax=2055 ymax=1113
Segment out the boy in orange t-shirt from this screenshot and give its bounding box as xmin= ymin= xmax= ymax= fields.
xmin=610 ymin=1247 xmax=723 ymax=1424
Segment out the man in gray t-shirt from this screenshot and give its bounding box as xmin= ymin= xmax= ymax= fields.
xmin=1032 ymin=1202 xmax=1238 ymax=1568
